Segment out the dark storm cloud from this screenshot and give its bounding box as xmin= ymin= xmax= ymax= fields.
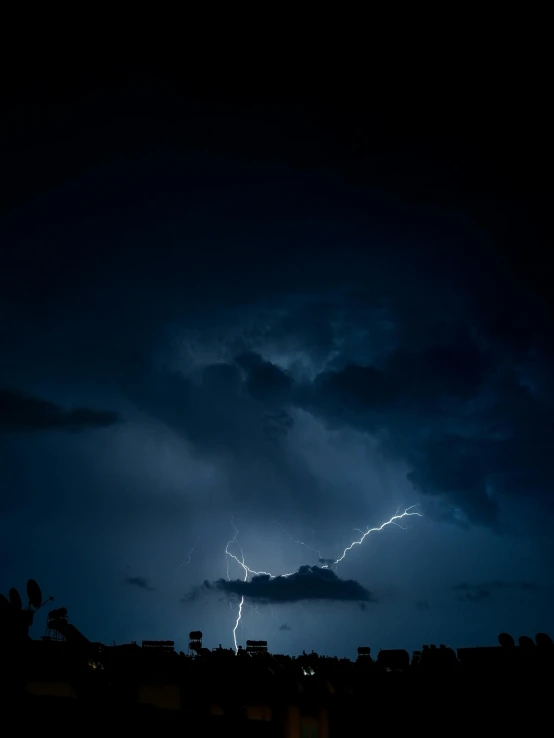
xmin=120 ymin=350 xmax=331 ymax=519
xmin=262 ymin=411 xmax=294 ymax=445
xmin=124 ymin=576 xmax=156 ymax=592
xmin=176 ymin=325 xmax=553 ymax=527
xmin=124 ymin=359 xmax=276 ymax=457
xmin=4 ymin=143 xmax=543 ymax=533
xmin=0 ymin=388 xmax=120 ymax=432
xmin=240 ymin=354 xmax=293 ymax=405
xmin=303 ymin=350 xmax=554 ymax=526
xmin=204 ymin=566 xmax=374 ymax=604
xmin=293 ymin=334 xmax=499 ymax=522
xmin=229 ymin=316 xmax=554 ymax=526
xmin=453 ymin=581 xmax=539 ymax=604
xmin=121 ymin=307 xmax=554 ymax=528
xmin=3 ymin=95 xmax=549 ymax=535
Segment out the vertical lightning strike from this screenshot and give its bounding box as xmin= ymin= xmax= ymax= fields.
xmin=225 ymin=523 xmax=249 ymax=654
xmin=231 ymin=552 xmax=248 ymax=654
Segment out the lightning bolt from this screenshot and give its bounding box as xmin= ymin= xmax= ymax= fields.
xmin=225 ymin=523 xmax=296 ymax=654
xmin=326 ymin=505 xmax=422 ymax=567
xmin=222 ymin=505 xmax=421 ymax=652
xmin=178 ymin=536 xmax=200 ymax=570
xmin=225 ymin=523 xmax=249 ymax=653
xmin=232 ymin=568 xmax=247 ymax=653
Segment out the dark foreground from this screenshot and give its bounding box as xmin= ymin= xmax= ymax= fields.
xmin=4 ymin=636 xmax=553 ymax=737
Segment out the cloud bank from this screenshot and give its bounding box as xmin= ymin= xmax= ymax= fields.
xmin=203 ymin=565 xmax=374 ymax=604
xmin=124 ymin=309 xmax=554 ymax=528
xmin=0 ymin=388 xmax=120 ymax=432
xmin=124 ymin=576 xmax=156 ymax=592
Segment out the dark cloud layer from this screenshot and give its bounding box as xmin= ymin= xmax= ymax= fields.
xmin=124 ymin=312 xmax=554 ymax=527
xmin=205 ymin=566 xmax=374 ymax=604
xmin=124 ymin=577 xmax=156 ymax=592
xmin=3 ymin=121 xmax=553 ymax=531
xmin=0 ymin=388 xmax=120 ymax=432
xmin=295 ymin=333 xmax=554 ymax=526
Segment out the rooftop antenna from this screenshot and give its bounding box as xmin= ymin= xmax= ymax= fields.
xmin=27 ymin=580 xmax=45 ymax=610
xmin=1 ymin=579 xmax=52 ymax=640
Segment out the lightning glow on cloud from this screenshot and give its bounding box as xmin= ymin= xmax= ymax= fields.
xmin=223 ymin=505 xmax=422 ymax=652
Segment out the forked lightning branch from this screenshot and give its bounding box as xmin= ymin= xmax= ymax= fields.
xmin=223 ymin=506 xmax=422 ymax=652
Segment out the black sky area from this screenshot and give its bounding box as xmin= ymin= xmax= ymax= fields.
xmin=1 ymin=51 xmax=553 ymax=656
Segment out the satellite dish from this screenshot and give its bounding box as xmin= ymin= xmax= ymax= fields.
xmin=535 ymin=632 xmax=553 ymax=647
xmin=8 ymin=588 xmax=22 ymax=611
xmin=498 ymin=632 xmax=515 ymax=648
xmin=27 ymin=580 xmax=42 ymax=609
xmin=518 ymin=635 xmax=535 ymax=648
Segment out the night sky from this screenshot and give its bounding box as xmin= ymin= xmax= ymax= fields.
xmin=2 ymin=57 xmax=553 ymax=657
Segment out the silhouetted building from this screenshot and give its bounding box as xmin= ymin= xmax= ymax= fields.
xmin=2 ymin=580 xmax=553 ymax=735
